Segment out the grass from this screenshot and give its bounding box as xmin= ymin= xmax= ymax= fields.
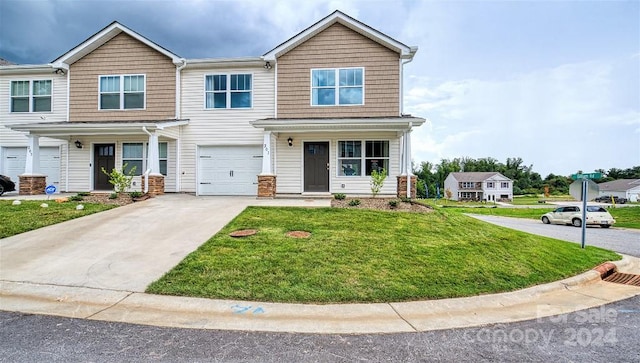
xmin=449 ymin=205 xmax=640 ymax=229
xmin=0 ymin=200 xmax=116 ymax=238
xmin=147 ymin=207 xmax=619 ymax=303
xmin=511 ymin=194 xmax=576 ymax=205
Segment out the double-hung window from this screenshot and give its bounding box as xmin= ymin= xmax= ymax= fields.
xmin=501 ymin=182 xmax=510 ymax=188
xmin=486 ymin=181 xmax=495 ymax=188
xmin=311 ymin=67 xmax=363 ymax=106
xmin=122 ymin=142 xmax=168 ymax=176
xmin=99 ymin=75 xmax=145 ymax=110
xmin=205 ymin=74 xmax=252 ymax=109
xmin=11 ymin=80 xmax=52 ymax=112
xmin=338 ymin=140 xmax=389 ymax=176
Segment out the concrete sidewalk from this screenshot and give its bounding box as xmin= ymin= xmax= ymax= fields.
xmin=1 ymin=194 xmax=639 ymax=334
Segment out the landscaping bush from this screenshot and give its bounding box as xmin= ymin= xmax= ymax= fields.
xmin=348 ymin=199 xmax=361 ymax=207
xmin=68 ymin=195 xmax=84 ymax=202
xmin=109 ymin=192 xmax=118 ymax=199
xmin=333 ymin=193 xmax=346 ymax=200
xmin=389 ymin=199 xmax=399 ymax=208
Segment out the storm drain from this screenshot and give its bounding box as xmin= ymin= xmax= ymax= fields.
xmin=603 ymin=272 xmax=640 ymax=287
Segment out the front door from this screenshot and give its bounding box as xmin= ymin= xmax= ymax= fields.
xmin=94 ymin=144 xmax=115 ymax=190
xmin=304 ymin=142 xmax=329 ymax=192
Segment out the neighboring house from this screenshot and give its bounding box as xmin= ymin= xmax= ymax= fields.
xmin=444 ymin=172 xmax=513 ymax=202
xmin=597 ymin=179 xmax=640 ymax=202
xmin=0 ymin=11 xmax=424 ymax=197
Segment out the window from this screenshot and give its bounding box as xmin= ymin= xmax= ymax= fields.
xmin=11 ymin=80 xmax=52 ymax=112
xmin=312 ymin=68 xmax=363 ymax=106
xmin=501 ymin=182 xmax=510 ymax=188
xmin=99 ymin=75 xmax=145 ymax=110
xmin=205 ymin=74 xmax=252 ymax=109
xmin=486 ymin=181 xmax=495 ymax=188
xmin=337 ymin=140 xmax=389 ymax=176
xmin=122 ymin=142 xmax=167 ymax=176
xmin=461 ymin=182 xmax=475 ymax=189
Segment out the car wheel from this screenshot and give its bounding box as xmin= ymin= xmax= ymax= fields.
xmin=572 ymin=218 xmax=582 ymax=227
xmin=601 ymin=225 xmax=611 ymax=228
xmin=0 ymin=184 xmax=4 ymax=196
xmin=542 ymin=216 xmax=550 ymax=224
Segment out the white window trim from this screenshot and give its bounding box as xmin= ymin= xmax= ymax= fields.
xmin=486 ymin=181 xmax=495 ymax=189
xmin=310 ymin=67 xmax=365 ymax=107
xmin=336 ymin=139 xmax=389 ymax=177
xmin=98 ymin=74 xmax=146 ymax=110
xmin=122 ymin=142 xmax=168 ymax=176
xmin=203 ymin=73 xmax=254 ymax=110
xmin=10 ymin=79 xmax=53 ymax=113
xmin=501 ymin=182 xmax=510 ymax=188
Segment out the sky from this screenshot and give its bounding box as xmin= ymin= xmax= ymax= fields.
xmin=1 ymin=0 xmax=638 ymax=177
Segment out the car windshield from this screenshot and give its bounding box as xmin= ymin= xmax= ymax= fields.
xmin=587 ymin=206 xmax=607 ymax=213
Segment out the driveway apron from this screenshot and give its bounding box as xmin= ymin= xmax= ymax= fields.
xmin=0 ymin=195 xmax=257 ymax=292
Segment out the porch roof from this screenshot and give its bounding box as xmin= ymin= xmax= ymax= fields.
xmin=7 ymin=119 xmax=189 ymax=139
xmin=250 ymin=116 xmax=425 ymax=133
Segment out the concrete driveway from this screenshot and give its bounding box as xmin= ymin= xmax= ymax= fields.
xmin=0 ymin=194 xmax=329 ymax=292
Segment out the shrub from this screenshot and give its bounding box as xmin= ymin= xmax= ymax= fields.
xmin=77 ymin=192 xmax=90 ymax=197
xmin=400 ymin=196 xmax=411 ymax=203
xmin=333 ymin=193 xmax=346 ymax=200
xmin=389 ymin=199 xmax=399 ymax=208
xmin=129 ymin=191 xmax=143 ymax=198
xmin=348 ymin=199 xmax=361 ymax=207
xmin=101 ymin=163 xmax=136 ymax=193
xmin=370 ymin=168 xmax=387 ymax=197
xmin=68 ymin=195 xmax=84 ymax=202
xmin=108 ymin=192 xmax=118 ymax=199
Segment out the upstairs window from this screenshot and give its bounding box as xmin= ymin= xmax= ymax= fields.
xmin=311 ymin=67 xmax=363 ymax=106
xmin=205 ymin=74 xmax=252 ymax=109
xmin=501 ymin=182 xmax=510 ymax=188
xmin=99 ymin=75 xmax=145 ymax=110
xmin=486 ymin=181 xmax=495 ymax=188
xmin=11 ymin=80 xmax=52 ymax=112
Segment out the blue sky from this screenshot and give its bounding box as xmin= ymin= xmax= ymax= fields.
xmin=1 ymin=0 xmax=638 ymax=176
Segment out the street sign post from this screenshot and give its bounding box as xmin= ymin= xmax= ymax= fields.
xmin=569 ymin=173 xmax=601 ymax=249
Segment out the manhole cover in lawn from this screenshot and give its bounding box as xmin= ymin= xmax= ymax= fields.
xmin=286 ymin=231 xmax=311 ymax=238
xmin=229 ymin=229 xmax=257 ymax=238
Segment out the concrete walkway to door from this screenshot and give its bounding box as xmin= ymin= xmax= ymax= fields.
xmin=0 ymin=194 xmax=330 ymax=292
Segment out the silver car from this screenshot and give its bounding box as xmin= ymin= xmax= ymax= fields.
xmin=541 ymin=206 xmax=615 ymax=228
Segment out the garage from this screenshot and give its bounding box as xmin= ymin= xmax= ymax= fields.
xmin=197 ymin=145 xmax=262 ymax=196
xmin=2 ymin=147 xmax=61 ymax=192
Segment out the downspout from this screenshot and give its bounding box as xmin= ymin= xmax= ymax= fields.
xmin=401 ymin=50 xmax=416 ymax=198
xmin=175 ymin=59 xmax=187 ymax=193
xmin=406 ymin=121 xmax=413 ymax=198
xmin=142 ymin=126 xmax=152 ymax=194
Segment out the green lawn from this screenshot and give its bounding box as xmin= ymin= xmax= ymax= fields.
xmin=0 ymin=200 xmax=116 ymax=238
xmin=450 ymin=205 xmax=640 ymax=229
xmin=147 ymin=207 xmax=619 ymax=303
xmin=511 ymin=195 xmax=576 ymax=205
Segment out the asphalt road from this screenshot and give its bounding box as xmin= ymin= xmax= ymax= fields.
xmin=468 ymin=214 xmax=640 ymax=257
xmin=1 ymin=295 xmax=639 ymax=362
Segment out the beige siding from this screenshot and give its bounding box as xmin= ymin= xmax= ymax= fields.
xmin=275 ymin=132 xmax=400 ymax=195
xmin=69 ymin=33 xmax=176 ymax=121
xmin=277 ymin=23 xmax=400 ymax=118
xmin=179 ymin=65 xmax=275 ymax=193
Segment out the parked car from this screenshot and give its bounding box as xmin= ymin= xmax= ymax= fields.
xmin=0 ymin=175 xmax=16 ymax=196
xmin=594 ymin=195 xmax=627 ymax=204
xmin=541 ymin=205 xmax=615 ymax=228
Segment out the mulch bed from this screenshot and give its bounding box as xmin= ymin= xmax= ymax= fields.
xmin=331 ymin=198 xmax=433 ymax=212
xmin=67 ymin=193 xmax=137 ymax=206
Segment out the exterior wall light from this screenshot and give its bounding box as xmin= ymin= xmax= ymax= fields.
xmin=74 ymin=140 xmax=83 ymax=149
xmin=287 ymin=137 xmax=293 ymax=147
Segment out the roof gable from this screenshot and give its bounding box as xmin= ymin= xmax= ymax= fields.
xmin=598 ymin=179 xmax=640 ymax=192
xmin=262 ymin=10 xmax=416 ymax=61
xmin=449 ymin=172 xmax=511 ymax=182
xmin=51 ymin=21 xmax=183 ymax=68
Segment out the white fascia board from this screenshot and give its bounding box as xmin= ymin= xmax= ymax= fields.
xmin=0 ymin=64 xmax=54 ymax=75
xmin=185 ymin=57 xmax=264 ymax=69
xmin=7 ymin=120 xmax=189 ymax=136
xmin=250 ymin=117 xmax=425 ymax=132
xmin=52 ymin=22 xmax=182 ymax=65
xmin=263 ymin=11 xmax=414 ymax=61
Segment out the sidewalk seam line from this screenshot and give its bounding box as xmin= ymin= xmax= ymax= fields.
xmin=387 ymin=303 xmax=418 ymax=332
xmin=85 ymin=291 xmax=134 ymax=319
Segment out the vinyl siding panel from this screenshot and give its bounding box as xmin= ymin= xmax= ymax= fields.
xmin=179 ymin=65 xmax=275 ymax=193
xmin=275 ymin=132 xmax=400 ymax=195
xmin=277 ymin=23 xmax=400 ymax=118
xmin=69 ymin=32 xmax=176 ymax=121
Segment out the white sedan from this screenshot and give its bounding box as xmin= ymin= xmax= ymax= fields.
xmin=541 ymin=206 xmax=616 ymax=228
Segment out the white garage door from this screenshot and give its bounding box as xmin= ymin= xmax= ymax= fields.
xmin=198 ymin=145 xmax=263 ymax=196
xmin=2 ymin=147 xmax=61 ymax=191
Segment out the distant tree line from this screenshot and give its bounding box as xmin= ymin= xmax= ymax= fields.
xmin=412 ymin=157 xmax=640 ymax=198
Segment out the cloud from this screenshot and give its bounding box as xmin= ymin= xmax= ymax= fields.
xmin=407 ymin=59 xmax=640 ymax=176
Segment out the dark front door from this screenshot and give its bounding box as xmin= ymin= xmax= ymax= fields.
xmin=304 ymin=142 xmax=329 ymax=192
xmin=94 ymin=144 xmax=115 ymax=190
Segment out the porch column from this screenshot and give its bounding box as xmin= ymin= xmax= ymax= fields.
xmin=405 ymin=128 xmax=413 ymax=197
xmin=260 ymin=131 xmax=272 ymax=175
xmin=147 ymin=132 xmax=161 ymax=176
xmin=258 ymin=131 xmax=276 ymax=198
xmin=19 ymin=134 xmax=46 ymax=195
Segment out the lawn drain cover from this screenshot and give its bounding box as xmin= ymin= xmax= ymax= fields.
xmin=286 ymin=231 xmax=311 ymax=238
xmin=229 ymin=229 xmax=257 ymax=237
xmin=603 ymin=272 xmax=640 ymax=287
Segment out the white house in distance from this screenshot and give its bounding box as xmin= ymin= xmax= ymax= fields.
xmin=597 ymin=179 xmax=640 ymax=202
xmin=444 ymin=172 xmax=513 ymax=202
